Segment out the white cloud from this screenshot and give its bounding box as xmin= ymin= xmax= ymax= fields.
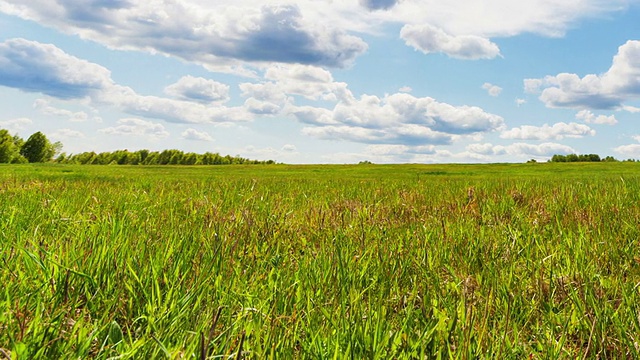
xmin=515 ymin=98 xmax=527 ymax=106
xmin=0 ymin=117 xmax=32 ymax=132
xmin=399 ymin=86 xmax=413 ymax=93
xmin=294 ymin=92 xmax=504 ymax=146
xmin=268 ymin=64 xmax=353 ymax=102
xmin=333 ymin=141 xmax=576 ymax=164
xmin=466 ymin=143 xmax=497 ymax=155
xmin=528 ymin=40 xmax=640 ymax=109
xmin=614 ymin=144 xmax=640 ymax=158
xmin=181 ymin=128 xmax=214 ymax=142
xmin=0 ymin=0 xmax=632 ymax=73
xmin=51 ymin=128 xmax=85 ymax=139
xmin=33 ymin=99 xmax=89 ymax=122
xmin=401 ymin=24 xmax=501 ymax=60
xmin=165 ymin=76 xmax=230 ymax=104
xmin=501 ymin=122 xmax=595 ymax=140
xmin=467 ymin=142 xmax=576 ymax=157
xmin=366 ymin=144 xmax=436 ymax=156
xmin=524 ymin=79 xmax=544 ymax=94
xmin=0 ymin=2 xmax=367 ymax=70
xmin=239 ymin=64 xmax=355 ymax=116
xmin=0 ymin=39 xmax=253 ymax=124
xmin=99 ymin=118 xmax=170 ymax=138
xmin=281 ymin=144 xmax=297 ymax=152
xmin=575 ymin=110 xmax=618 ymax=125
xmin=0 ymin=38 xmax=113 ymax=99
xmin=482 ymin=83 xmax=503 ymax=96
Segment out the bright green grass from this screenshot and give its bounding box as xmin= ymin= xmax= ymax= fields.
xmin=1 ymin=163 xmax=640 ymax=359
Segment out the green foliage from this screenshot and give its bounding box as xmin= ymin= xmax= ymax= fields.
xmin=2 ymin=163 xmax=640 ymax=358
xmin=18 ymin=131 xmax=61 ymax=163
xmin=0 ymin=127 xmax=273 ymax=166
xmin=57 ymin=148 xmax=274 ymax=165
xmin=0 ymin=129 xmax=21 ymax=163
xmin=550 ymin=153 xmax=605 ymax=162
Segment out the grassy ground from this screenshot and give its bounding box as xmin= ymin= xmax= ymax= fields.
xmin=1 ymin=163 xmax=640 ymax=359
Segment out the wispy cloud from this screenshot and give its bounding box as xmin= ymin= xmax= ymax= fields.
xmin=0 ymin=117 xmax=32 ymax=132
xmin=501 ymin=122 xmax=595 ymax=140
xmin=99 ymin=118 xmax=170 ymax=139
xmin=33 ymin=99 xmax=89 ymax=122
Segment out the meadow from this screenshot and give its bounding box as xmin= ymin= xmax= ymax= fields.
xmin=1 ymin=163 xmax=640 ymax=359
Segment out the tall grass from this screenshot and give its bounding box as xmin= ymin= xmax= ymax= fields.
xmin=1 ymin=163 xmax=640 ymax=358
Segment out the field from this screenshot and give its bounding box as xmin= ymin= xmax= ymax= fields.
xmin=2 ymin=163 xmax=640 ymax=359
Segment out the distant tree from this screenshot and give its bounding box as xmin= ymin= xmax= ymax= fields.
xmin=603 ymin=156 xmax=618 ymax=162
xmin=20 ymin=131 xmax=60 ymax=163
xmin=182 ymin=153 xmax=198 ymax=165
xmin=169 ymin=151 xmax=183 ymax=165
xmin=551 ymin=153 xmax=610 ymax=163
xmin=158 ymin=150 xmax=174 ymax=165
xmin=136 ymin=149 xmax=150 ymax=163
xmin=143 ymin=152 xmax=159 ymax=165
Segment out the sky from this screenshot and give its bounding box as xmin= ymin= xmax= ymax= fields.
xmin=0 ymin=0 xmax=639 ymax=164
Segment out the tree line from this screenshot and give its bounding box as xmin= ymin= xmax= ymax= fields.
xmin=0 ymin=129 xmax=275 ymax=165
xmin=548 ymin=154 xmax=637 ymax=163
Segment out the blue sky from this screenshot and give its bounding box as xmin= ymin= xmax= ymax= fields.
xmin=1 ymin=0 xmax=639 ymax=163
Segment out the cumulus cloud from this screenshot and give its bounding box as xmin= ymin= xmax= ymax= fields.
xmin=500 ymin=122 xmax=595 ymax=140
xmin=575 ymin=110 xmax=618 ymax=125
xmin=1 ymin=0 xmax=633 ymax=73
xmin=263 ymin=64 xmax=352 ymax=101
xmin=482 ymin=83 xmax=502 ymax=96
xmin=0 ymin=2 xmax=367 ymax=70
xmin=295 ymin=92 xmax=504 ymax=146
xmin=0 ymin=38 xmax=113 ymax=99
xmin=614 ymin=144 xmax=640 ymax=158
xmin=181 ymin=128 xmax=214 ymax=142
xmin=527 ymin=40 xmax=640 ymax=109
xmin=99 ymin=118 xmax=170 ymax=138
xmin=165 ymin=76 xmax=230 ymax=104
xmin=0 ymin=38 xmax=252 ymax=124
xmin=516 ymin=98 xmax=527 ymax=106
xmin=401 ymin=24 xmax=501 ymax=60
xmin=239 ymin=64 xmax=354 ymax=115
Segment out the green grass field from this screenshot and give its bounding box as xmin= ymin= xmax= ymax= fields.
xmin=2 ymin=163 xmax=640 ymax=359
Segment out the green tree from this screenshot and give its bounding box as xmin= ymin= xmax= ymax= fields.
xmin=20 ymin=131 xmax=60 ymax=163
xmin=0 ymin=129 xmax=21 ymax=163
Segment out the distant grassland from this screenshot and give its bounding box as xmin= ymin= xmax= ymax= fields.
xmin=1 ymin=163 xmax=640 ymax=359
